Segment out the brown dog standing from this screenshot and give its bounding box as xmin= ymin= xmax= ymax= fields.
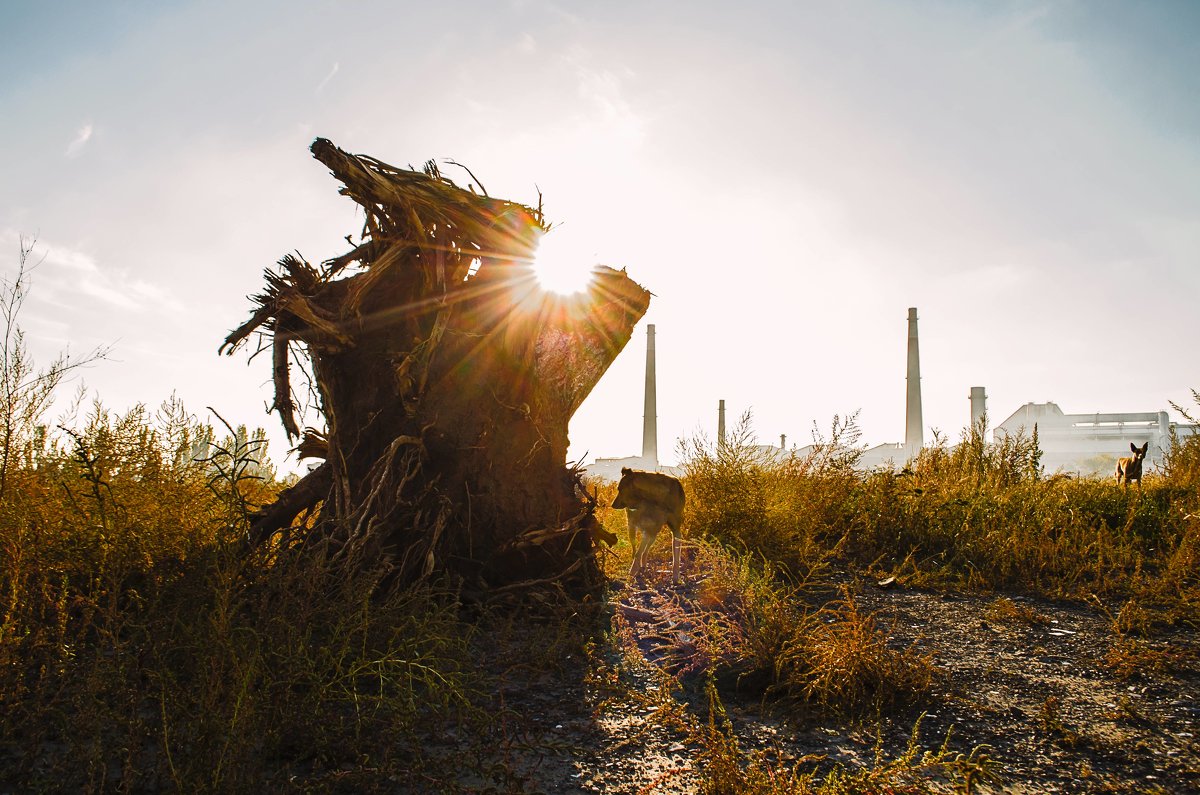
xmin=1116 ymin=442 xmax=1149 ymax=489
xmin=611 ymin=467 xmax=685 ymax=584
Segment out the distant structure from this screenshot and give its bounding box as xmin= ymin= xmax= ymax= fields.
xmin=642 ymin=324 xmax=657 ymax=465
xmin=711 ymin=307 xmax=1197 ymax=477
xmin=749 ymin=437 xmax=800 ymax=464
xmin=588 ymin=311 xmax=1198 ymax=483
xmin=709 ymin=400 xmax=800 ymax=463
xmin=859 ymin=442 xmax=906 ymax=470
xmin=970 ymin=386 xmax=987 ymax=434
xmin=994 ymin=402 xmax=1198 ymax=474
xmin=859 ymin=308 xmax=926 ymax=469
xmin=587 ymin=324 xmax=680 ymax=481
xmin=905 ymin=307 xmax=923 ymax=459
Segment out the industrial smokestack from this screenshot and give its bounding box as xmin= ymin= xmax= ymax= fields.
xmin=969 ymin=386 xmax=987 ymax=433
xmin=905 ymin=308 xmax=923 ymax=458
xmin=718 ymin=399 xmax=726 ymax=446
xmin=642 ymin=324 xmax=657 ymax=466
xmin=780 ymin=433 xmax=787 ymax=450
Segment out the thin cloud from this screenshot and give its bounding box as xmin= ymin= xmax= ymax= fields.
xmin=574 ymin=64 xmax=644 ymax=144
xmin=43 ymin=244 xmax=99 ymax=274
xmin=75 ymin=278 xmax=142 ymax=310
xmin=65 ymin=123 xmax=93 ymax=157
xmin=8 ymin=235 xmax=182 ymax=314
xmin=315 ymin=62 xmax=339 ymax=93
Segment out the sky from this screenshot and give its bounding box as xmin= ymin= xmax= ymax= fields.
xmin=2 ymin=0 xmax=1198 ymax=474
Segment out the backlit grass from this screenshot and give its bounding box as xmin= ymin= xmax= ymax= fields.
xmin=681 ymin=412 xmax=1200 ymax=626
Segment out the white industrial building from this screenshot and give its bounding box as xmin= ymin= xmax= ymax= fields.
xmin=586 ymin=310 xmax=1198 ymax=481
xmin=994 ymin=402 xmax=1198 ymax=475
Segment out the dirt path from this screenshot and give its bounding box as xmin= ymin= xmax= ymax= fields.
xmin=467 ymin=571 xmax=1200 ymax=794
xmin=857 ymin=585 xmax=1200 ymax=793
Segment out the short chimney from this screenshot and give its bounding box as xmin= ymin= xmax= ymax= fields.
xmin=970 ymin=387 xmax=987 ymax=433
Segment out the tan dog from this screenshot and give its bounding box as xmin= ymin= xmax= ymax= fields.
xmin=1116 ymin=442 xmax=1149 ymax=489
xmin=612 ymin=467 xmax=685 ymax=584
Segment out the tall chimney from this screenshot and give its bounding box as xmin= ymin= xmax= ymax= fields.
xmin=905 ymin=308 xmax=923 ymax=458
xmin=642 ymin=324 xmax=657 ymax=465
xmin=969 ymin=386 xmax=987 ymax=434
xmin=780 ymin=433 xmax=787 ymax=450
xmin=718 ymin=399 xmax=726 ymax=446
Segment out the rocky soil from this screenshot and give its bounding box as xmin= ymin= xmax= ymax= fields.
xmin=432 ymin=567 xmax=1200 ymax=794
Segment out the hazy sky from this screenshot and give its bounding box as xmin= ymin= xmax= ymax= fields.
xmin=3 ymin=0 xmax=1198 ymax=472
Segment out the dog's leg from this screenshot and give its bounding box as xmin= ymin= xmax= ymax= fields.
xmin=670 ymin=531 xmax=681 ymax=585
xmin=625 ymin=510 xmax=641 ymax=579
xmin=628 ymin=528 xmax=648 ymax=578
xmin=629 ymin=534 xmax=644 ymax=579
xmin=630 ymin=518 xmax=660 ymax=581
xmin=628 ymin=514 xmax=647 ymax=579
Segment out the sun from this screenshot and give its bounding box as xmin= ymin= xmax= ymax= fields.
xmin=531 ymin=229 xmax=598 ymax=295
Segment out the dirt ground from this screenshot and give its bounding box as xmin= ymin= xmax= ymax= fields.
xmin=442 ymin=565 xmax=1200 ymax=794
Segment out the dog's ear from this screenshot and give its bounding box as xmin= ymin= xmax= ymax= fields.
xmin=1131 ymin=442 xmax=1139 ymax=454
xmin=1140 ymin=442 xmax=1150 ymax=454
xmin=621 ymin=467 xmax=631 ymax=476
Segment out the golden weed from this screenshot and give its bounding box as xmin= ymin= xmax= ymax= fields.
xmin=984 ymin=596 xmax=1052 ymax=627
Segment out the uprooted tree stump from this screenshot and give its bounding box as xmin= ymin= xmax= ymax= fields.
xmin=221 ymin=139 xmax=650 ymax=595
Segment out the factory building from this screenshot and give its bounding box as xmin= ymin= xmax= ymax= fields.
xmin=843 ymin=309 xmax=1199 ymax=475
xmin=586 ymin=310 xmax=1198 ymax=481
xmin=994 ymin=402 xmax=1198 ymax=475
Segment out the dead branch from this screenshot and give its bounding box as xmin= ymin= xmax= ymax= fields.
xmin=248 ymin=461 xmax=331 ymax=545
xmin=271 ymin=331 xmax=299 ymax=441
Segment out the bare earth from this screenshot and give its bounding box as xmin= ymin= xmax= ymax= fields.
xmin=447 ymin=569 xmax=1200 ymax=794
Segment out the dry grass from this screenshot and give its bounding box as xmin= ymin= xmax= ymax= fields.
xmin=7 ymin=393 xmax=1197 ymax=790
xmin=588 ymin=607 xmax=994 ymax=795
xmin=596 ymin=508 xmax=936 ymax=723
xmin=790 ymin=595 xmax=935 ymax=719
xmin=695 ymin=699 xmax=997 ymax=795
xmin=1103 ymin=637 xmax=1195 ymax=682
xmin=1036 ymin=696 xmax=1087 ymax=750
xmin=0 ymin=397 xmax=481 ymax=791
xmin=680 ymin=412 xmax=1200 ymax=628
xmin=984 ymin=596 xmax=1052 ymax=627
